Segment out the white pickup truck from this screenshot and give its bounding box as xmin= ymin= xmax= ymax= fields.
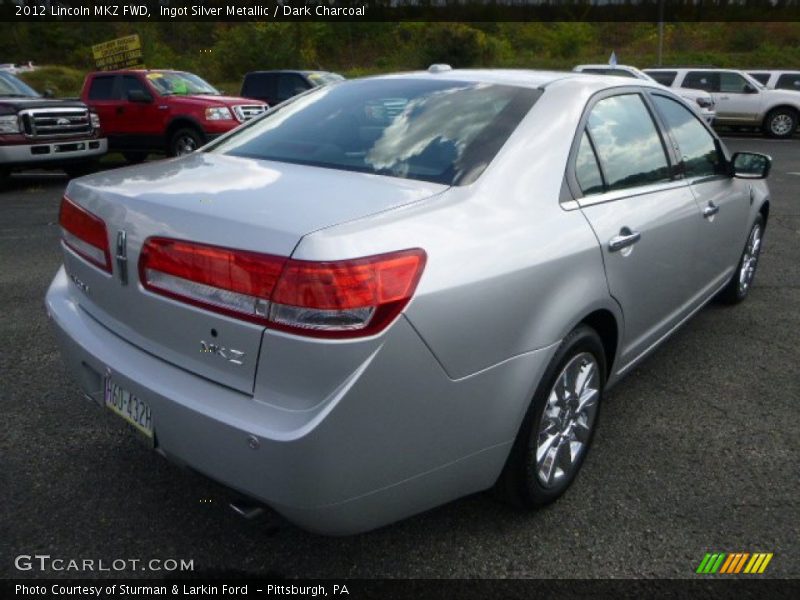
xmin=644 ymin=67 xmax=800 ymax=138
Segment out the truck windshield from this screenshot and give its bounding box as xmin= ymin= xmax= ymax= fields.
xmin=146 ymin=71 xmax=220 ymax=96
xmin=307 ymin=72 xmax=345 ymax=86
xmin=211 ymin=78 xmax=540 ymax=186
xmin=0 ymin=71 xmax=39 ymax=98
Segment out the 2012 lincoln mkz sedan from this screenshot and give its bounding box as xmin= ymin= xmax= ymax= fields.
xmin=46 ymin=69 xmax=771 ymax=534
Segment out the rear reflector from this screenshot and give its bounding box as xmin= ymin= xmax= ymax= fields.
xmin=139 ymin=238 xmax=426 ymax=339
xmin=59 ymin=196 xmax=111 ymax=273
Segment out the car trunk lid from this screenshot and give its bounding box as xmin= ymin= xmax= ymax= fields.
xmin=61 ymin=153 xmax=446 ymax=394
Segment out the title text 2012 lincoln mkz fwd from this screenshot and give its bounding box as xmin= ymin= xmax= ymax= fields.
xmin=46 ymin=69 xmax=770 ymax=534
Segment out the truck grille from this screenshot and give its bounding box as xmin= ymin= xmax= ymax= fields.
xmin=233 ymin=105 xmax=266 ymax=122
xmin=20 ymin=108 xmax=92 ymax=139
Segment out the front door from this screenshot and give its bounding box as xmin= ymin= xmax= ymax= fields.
xmin=649 ymin=92 xmax=751 ymax=293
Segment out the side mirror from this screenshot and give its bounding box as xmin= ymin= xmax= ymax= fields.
xmin=730 ymin=152 xmax=771 ymax=179
xmin=127 ymin=89 xmax=152 ymax=103
xmin=43 ymin=88 xmax=54 ymax=98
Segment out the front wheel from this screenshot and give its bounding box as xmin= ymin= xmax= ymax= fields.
xmin=717 ymin=215 xmax=764 ymax=304
xmin=169 ymin=128 xmax=203 ymax=157
xmin=763 ymin=108 xmax=798 ymax=139
xmin=496 ymin=325 xmax=606 ymax=508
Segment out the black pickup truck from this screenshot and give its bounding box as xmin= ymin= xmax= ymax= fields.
xmin=0 ymin=70 xmax=107 ymax=183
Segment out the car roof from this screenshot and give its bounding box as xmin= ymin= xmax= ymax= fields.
xmin=361 ymin=68 xmax=662 ymax=93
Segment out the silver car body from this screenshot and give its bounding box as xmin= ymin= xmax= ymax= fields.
xmin=46 ymin=70 xmax=769 ymax=534
xmin=573 ymin=64 xmax=717 ymax=123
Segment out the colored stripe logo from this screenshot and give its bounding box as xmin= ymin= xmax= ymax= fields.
xmin=696 ymin=552 xmax=773 ymax=574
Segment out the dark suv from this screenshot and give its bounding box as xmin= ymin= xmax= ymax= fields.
xmin=240 ymin=70 xmax=344 ymax=105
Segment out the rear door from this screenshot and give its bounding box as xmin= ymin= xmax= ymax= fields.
xmin=649 ymin=92 xmax=750 ymax=293
xmin=570 ymin=91 xmax=702 ymax=368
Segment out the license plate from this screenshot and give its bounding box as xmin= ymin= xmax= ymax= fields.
xmin=104 ymin=377 xmax=153 ymax=439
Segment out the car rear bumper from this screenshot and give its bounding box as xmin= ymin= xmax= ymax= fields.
xmin=45 ymin=266 xmax=556 ymax=534
xmin=0 ymin=137 xmax=107 ymax=167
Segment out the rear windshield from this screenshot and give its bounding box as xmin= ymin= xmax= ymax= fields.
xmin=211 ymin=78 xmax=540 ymax=186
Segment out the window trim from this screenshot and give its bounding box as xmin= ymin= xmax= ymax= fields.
xmin=563 ymin=86 xmax=682 ymax=207
xmin=647 ymin=90 xmax=730 ymax=184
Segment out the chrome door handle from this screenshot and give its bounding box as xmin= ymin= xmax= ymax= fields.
xmin=703 ymin=202 xmax=720 ymax=218
xmin=608 ymin=228 xmax=641 ymax=252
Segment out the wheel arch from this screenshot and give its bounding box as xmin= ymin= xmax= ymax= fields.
xmin=165 ymin=116 xmax=206 ymax=143
xmin=578 ymin=308 xmax=620 ymax=379
xmin=761 ymin=103 xmax=800 ymax=126
xmin=758 ymin=199 xmax=770 ymax=228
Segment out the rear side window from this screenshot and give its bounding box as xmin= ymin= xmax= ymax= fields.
xmin=775 ymin=73 xmax=800 ymax=91
xmin=749 ymin=73 xmax=771 ymax=85
xmin=683 ymin=71 xmax=719 ymax=92
xmin=121 ymin=75 xmax=148 ymax=98
xmin=647 ymin=71 xmax=677 ymax=86
xmin=581 ymin=68 xmax=637 ymax=78
xmin=575 ymin=132 xmax=604 ymax=195
xmin=585 ymin=94 xmax=671 ymax=191
xmin=88 ymin=76 xmax=116 ymax=100
xmin=652 ymin=94 xmax=723 ymax=178
xmin=277 ymin=74 xmax=310 ymax=102
xmin=242 ymin=73 xmax=277 ymax=100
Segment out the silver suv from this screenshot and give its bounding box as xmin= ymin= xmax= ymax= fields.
xmin=644 ymin=67 xmax=800 ymax=138
xmin=574 ymin=64 xmax=716 ymax=123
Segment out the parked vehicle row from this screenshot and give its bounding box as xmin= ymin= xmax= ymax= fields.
xmin=2 ymin=67 xmax=345 ymax=181
xmin=643 ymin=68 xmax=800 ymax=138
xmin=47 ymin=65 xmax=771 ymax=534
xmin=575 ymin=65 xmax=800 ymax=139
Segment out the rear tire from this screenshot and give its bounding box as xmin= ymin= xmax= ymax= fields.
xmin=496 ymin=325 xmax=606 ymax=508
xmin=122 ymin=151 xmax=148 ymax=164
xmin=716 ymin=215 xmax=764 ymax=304
xmin=763 ymin=107 xmax=798 ymax=139
xmin=168 ymin=127 xmax=203 ymax=157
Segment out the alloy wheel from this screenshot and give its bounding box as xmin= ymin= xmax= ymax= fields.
xmin=739 ymin=223 xmax=762 ymax=295
xmin=770 ymin=114 xmax=794 ymax=136
xmin=535 ymin=352 xmax=600 ymax=488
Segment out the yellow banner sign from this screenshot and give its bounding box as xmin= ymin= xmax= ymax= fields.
xmin=91 ymin=35 xmax=144 ymax=71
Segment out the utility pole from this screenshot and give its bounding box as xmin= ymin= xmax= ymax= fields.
xmin=657 ymin=0 xmax=665 ymax=66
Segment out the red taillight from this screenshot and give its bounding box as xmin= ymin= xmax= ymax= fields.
xmin=139 ymin=238 xmax=286 ymax=324
xmin=59 ymin=196 xmax=112 ymax=273
xmin=139 ymin=238 xmax=426 ymax=339
xmin=270 ymin=250 xmax=426 ymax=338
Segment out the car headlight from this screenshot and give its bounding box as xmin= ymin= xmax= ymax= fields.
xmin=0 ymin=114 xmax=21 ymax=134
xmin=204 ymin=107 xmax=233 ymax=121
xmin=90 ymin=111 xmax=101 ymax=129
xmin=696 ymin=97 xmax=714 ymax=109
